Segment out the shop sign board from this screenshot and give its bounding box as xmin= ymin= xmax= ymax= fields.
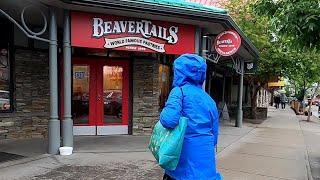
xmin=214 ymin=30 xmax=241 ymax=56
xmin=245 ymin=62 xmax=256 ymax=74
xmin=71 ymin=12 xmax=195 ymax=54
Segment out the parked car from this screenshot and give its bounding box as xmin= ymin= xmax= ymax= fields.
xmin=303 ymin=99 xmax=311 ymax=106
xmin=0 ymin=90 xmax=10 ymax=110
xmin=313 ymin=98 xmax=320 ymax=106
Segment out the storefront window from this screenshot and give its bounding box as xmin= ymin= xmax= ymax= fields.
xmin=0 ymin=47 xmax=11 ymax=112
xmin=159 ymin=64 xmax=171 ymax=109
xmin=103 ymin=66 xmax=123 ymax=124
xmin=72 ymin=65 xmax=90 ymax=124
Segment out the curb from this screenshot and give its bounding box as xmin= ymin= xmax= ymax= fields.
xmin=0 ymin=154 xmax=52 ymax=170
xmin=297 ymin=115 xmax=314 ymax=180
xmin=305 ymin=150 xmax=314 ymax=180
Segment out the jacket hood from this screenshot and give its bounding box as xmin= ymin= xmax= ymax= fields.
xmin=173 ymin=54 xmax=207 ymax=87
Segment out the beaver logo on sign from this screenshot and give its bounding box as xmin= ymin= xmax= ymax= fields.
xmin=214 ymin=30 xmax=241 ymax=56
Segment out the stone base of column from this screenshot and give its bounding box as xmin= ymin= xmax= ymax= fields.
xmin=62 ymin=118 xmax=73 ymax=147
xmin=48 ymin=118 xmax=61 ymax=154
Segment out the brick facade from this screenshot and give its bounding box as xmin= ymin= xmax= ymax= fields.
xmin=132 ymin=58 xmax=160 ymax=135
xmin=0 ymin=49 xmax=49 ymax=139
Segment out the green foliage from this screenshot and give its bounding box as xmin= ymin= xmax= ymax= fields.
xmin=284 ymin=85 xmax=292 ymax=97
xmin=283 ymin=48 xmax=320 ymax=98
xmin=225 ymin=0 xmax=320 ymax=100
xmin=255 ymin=0 xmax=320 ymax=49
xmin=253 ymin=0 xmax=320 ymax=98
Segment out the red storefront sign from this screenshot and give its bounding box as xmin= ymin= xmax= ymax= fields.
xmin=214 ymin=30 xmax=241 ymax=56
xmin=71 ymin=12 xmax=196 ymax=55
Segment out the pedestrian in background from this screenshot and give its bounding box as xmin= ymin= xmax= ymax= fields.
xmin=274 ymin=95 xmax=280 ymax=109
xmin=160 ymin=54 xmax=221 ymax=180
xmin=280 ymin=94 xmax=286 ymax=109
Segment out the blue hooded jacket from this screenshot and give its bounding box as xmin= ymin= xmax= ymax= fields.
xmin=160 ymin=54 xmax=221 ymax=180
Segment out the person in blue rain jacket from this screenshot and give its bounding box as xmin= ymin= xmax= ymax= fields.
xmin=160 ymin=54 xmax=222 ymax=180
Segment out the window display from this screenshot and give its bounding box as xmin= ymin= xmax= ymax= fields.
xmin=103 ymin=66 xmax=123 ymax=124
xmin=72 ymin=65 xmax=90 ymax=124
xmin=159 ymin=64 xmax=171 ymax=109
xmin=0 ymin=47 xmax=11 ymax=112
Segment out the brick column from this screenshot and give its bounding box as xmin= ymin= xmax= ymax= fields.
xmin=132 ymin=58 xmax=160 ymax=135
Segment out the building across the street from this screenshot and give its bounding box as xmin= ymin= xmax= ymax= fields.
xmin=0 ymin=0 xmax=258 ymax=154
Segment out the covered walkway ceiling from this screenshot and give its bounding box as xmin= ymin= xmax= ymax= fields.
xmin=0 ymin=0 xmax=259 ymax=61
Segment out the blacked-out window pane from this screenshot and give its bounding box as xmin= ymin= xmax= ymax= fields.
xmin=0 ymin=17 xmax=12 ymax=112
xmin=0 ymin=47 xmax=11 ymax=112
xmin=159 ymin=64 xmax=170 ymax=109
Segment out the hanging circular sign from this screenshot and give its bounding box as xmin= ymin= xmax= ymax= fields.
xmin=214 ymin=30 xmax=241 ymax=57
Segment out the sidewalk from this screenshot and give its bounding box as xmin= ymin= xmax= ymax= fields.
xmin=218 ymin=107 xmax=312 ymax=180
xmin=0 ymin=107 xmax=318 ymax=180
xmin=298 ymin=113 xmax=320 ymax=180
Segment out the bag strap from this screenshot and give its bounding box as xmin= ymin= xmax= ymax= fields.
xmin=179 ymin=86 xmax=184 ymax=115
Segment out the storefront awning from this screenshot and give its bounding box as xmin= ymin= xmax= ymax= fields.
xmin=128 ymin=0 xmax=228 ymax=14
xmin=36 ymin=0 xmax=258 ymax=61
xmin=268 ymin=81 xmax=285 ymax=87
xmin=0 ymin=0 xmax=258 ymax=60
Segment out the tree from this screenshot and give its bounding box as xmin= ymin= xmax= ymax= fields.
xmin=285 ymin=49 xmax=320 ymax=120
xmin=254 ymin=0 xmax=320 ymax=121
xmin=284 ymin=85 xmax=293 ymax=97
xmin=255 ymin=0 xmax=320 ymax=49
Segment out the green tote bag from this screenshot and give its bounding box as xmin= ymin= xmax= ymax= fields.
xmin=148 ymin=117 xmax=188 ymax=170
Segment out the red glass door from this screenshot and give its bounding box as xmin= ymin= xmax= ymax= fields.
xmin=96 ymin=60 xmax=129 ymax=135
xmin=72 ymin=58 xmax=129 ymax=135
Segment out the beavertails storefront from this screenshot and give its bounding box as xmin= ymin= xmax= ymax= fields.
xmin=68 ymin=12 xmax=196 ymax=135
xmin=0 ymin=0 xmax=258 ymax=154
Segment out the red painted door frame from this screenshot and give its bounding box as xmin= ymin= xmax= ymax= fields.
xmin=71 ymin=57 xmax=129 ymax=127
xmin=96 ymin=60 xmax=129 ymax=126
xmin=72 ymin=58 xmax=97 ymax=126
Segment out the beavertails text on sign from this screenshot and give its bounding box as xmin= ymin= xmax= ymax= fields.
xmin=71 ymin=12 xmax=195 ymax=54
xmin=214 ymin=30 xmax=241 ymax=57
